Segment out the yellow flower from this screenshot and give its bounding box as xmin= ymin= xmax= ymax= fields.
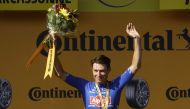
xmin=59 ymin=8 xmax=69 ymax=19
xmin=48 ymin=8 xmax=53 ymax=12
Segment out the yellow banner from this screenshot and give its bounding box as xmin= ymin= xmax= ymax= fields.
xmin=160 ymin=0 xmax=190 ymax=9
xmin=1 ymin=10 xmax=190 ymax=109
xmin=0 ymin=0 xmax=78 ymax=10
xmin=1 ymin=0 xmax=190 ymax=11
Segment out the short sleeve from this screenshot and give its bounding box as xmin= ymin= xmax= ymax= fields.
xmin=111 ymin=68 xmax=134 ymax=89
xmin=65 ymin=74 xmax=89 ymax=92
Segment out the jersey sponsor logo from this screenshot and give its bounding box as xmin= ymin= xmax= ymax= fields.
xmin=90 ymin=96 xmax=111 ymax=107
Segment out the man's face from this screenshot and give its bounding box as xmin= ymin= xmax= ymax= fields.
xmin=92 ymin=63 xmax=110 ymax=84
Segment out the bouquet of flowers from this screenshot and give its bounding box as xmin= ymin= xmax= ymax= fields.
xmin=26 ymin=4 xmax=79 ymax=79
xmin=47 ymin=3 xmax=79 ymax=35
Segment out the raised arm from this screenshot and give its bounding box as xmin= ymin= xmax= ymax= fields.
xmin=54 ymin=56 xmax=69 ymax=80
xmin=126 ymin=23 xmax=142 ymax=74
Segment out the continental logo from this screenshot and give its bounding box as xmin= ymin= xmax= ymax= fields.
xmin=98 ymin=0 xmax=136 ymax=8
xmin=36 ymin=28 xmax=190 ymax=56
xmin=166 ymin=86 xmax=190 ymax=101
xmin=28 ymin=87 xmax=82 ymax=101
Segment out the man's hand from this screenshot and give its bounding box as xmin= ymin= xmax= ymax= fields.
xmin=54 ymin=56 xmax=69 ymax=80
xmin=126 ymin=23 xmax=140 ymax=38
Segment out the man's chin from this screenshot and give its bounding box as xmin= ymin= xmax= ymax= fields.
xmin=95 ymin=80 xmax=106 ymax=84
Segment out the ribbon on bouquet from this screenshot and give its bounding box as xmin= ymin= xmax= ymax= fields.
xmin=26 ymin=34 xmax=56 ymax=79
xmin=44 ymin=37 xmax=55 ymax=79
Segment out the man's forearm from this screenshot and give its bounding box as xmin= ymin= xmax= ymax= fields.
xmin=54 ymin=56 xmax=68 ymax=80
xmin=130 ymin=36 xmax=142 ymax=73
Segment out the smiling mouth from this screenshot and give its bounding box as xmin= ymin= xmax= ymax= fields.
xmin=97 ymin=78 xmax=102 ymax=81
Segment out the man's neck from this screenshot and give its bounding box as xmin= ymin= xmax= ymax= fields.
xmin=95 ymin=80 xmax=108 ymax=85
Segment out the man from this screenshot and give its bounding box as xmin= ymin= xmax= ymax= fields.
xmin=54 ymin=23 xmax=141 ymax=109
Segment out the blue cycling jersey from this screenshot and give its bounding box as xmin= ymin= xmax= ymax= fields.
xmin=65 ymin=68 xmax=133 ymax=109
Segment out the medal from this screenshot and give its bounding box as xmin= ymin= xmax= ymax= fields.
xmin=95 ymin=82 xmax=109 ymax=109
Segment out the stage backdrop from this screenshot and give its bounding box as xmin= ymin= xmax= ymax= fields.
xmin=0 ymin=9 xmax=190 ymax=109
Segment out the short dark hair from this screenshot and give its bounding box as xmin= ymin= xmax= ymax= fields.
xmin=90 ymin=55 xmax=111 ymax=69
